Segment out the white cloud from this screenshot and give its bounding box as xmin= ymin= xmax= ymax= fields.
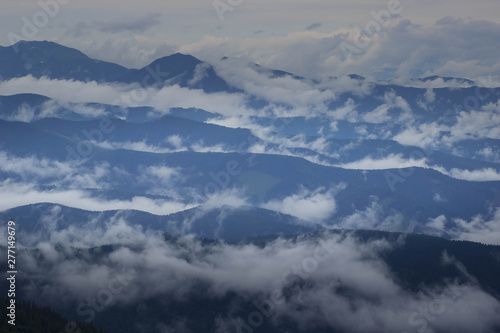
xmin=169 ymin=18 xmax=500 ymax=81
xmin=335 ymin=154 xmax=428 ymax=170
xmin=0 ymin=98 xmax=119 ymax=123
xmin=189 ymin=141 xmax=228 ymax=153
xmin=476 ymin=147 xmax=500 ymax=163
xmin=452 ymin=208 xmax=500 ymax=245
xmin=327 ymin=98 xmax=359 ymax=121
xmin=210 ymin=57 xmax=342 ymax=114
xmin=0 ymin=181 xmax=193 ymax=215
xmin=424 ymin=87 xmax=436 ymax=103
xmin=446 ymin=168 xmax=500 ymax=181
xmin=393 ymin=108 xmax=500 ymax=149
xmin=165 ymin=134 xmax=186 ymax=150
xmin=392 ymin=122 xmax=444 ymax=148
xmin=0 ymin=76 xmax=253 ymax=117
xmin=96 ymin=139 xmax=234 ymax=155
xmin=249 ymin=127 xmax=330 ymax=155
xmin=15 ymin=206 xmax=155 ymax=248
xmin=335 ymin=154 xmax=500 ymax=181
xmin=2 ymin=103 xmax=36 ymax=122
xmin=262 ymin=187 xmax=341 ymax=222
xmin=426 ymin=209 xmax=500 ymax=245
xmin=201 ymin=188 xmax=249 ymax=211
xmin=390 ymin=77 xmax=475 ymax=89
xmin=139 ymin=165 xmax=180 ymax=183
xmin=0 ymin=152 xmax=73 ymax=178
xmin=362 ymin=91 xmax=412 ymax=124
xmin=96 ymin=140 xmax=185 ymax=153
xmin=427 ymin=215 xmax=448 ymax=233
xmin=433 ymin=193 xmax=447 ymax=202
xmin=453 ymin=109 xmax=500 ymax=140
xmin=335 ymin=199 xmax=406 ymax=232
xmin=0 ymin=152 xmax=115 ymax=189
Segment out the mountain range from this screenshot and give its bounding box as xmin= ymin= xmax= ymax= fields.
xmin=1 ymin=40 xmax=500 ymax=333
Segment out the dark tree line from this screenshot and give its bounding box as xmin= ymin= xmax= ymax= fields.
xmin=0 ymin=296 xmax=107 ymax=333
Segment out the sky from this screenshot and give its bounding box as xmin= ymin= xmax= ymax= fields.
xmin=1 ymin=0 xmax=500 ymax=79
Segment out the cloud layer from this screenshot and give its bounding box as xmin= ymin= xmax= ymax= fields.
xmin=5 ymin=232 xmax=500 ymax=333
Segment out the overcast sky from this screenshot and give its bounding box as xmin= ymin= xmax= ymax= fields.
xmin=1 ymin=0 xmax=500 ymax=79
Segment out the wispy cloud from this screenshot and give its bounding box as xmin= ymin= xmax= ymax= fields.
xmin=335 ymin=153 xmax=500 ymax=181
xmin=66 ymin=13 xmax=162 ymax=38
xmin=0 ymin=181 xmax=193 ymax=215
xmin=426 ymin=208 xmax=500 ymax=245
xmin=0 ymin=76 xmax=253 ymax=117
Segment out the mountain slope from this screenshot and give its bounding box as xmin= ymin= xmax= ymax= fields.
xmin=116 ymin=52 xmax=238 ymax=93
xmin=0 ymin=203 xmax=320 ymax=243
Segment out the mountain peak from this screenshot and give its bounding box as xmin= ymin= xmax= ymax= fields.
xmin=347 ymin=74 xmax=366 ymax=80
xmin=148 ymin=52 xmax=202 ymax=68
xmin=12 ymin=39 xmax=55 ymax=47
xmin=0 ymin=40 xmax=127 ymax=82
xmin=116 ymin=51 xmax=236 ymax=93
xmin=9 ymin=40 xmax=85 ymax=56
